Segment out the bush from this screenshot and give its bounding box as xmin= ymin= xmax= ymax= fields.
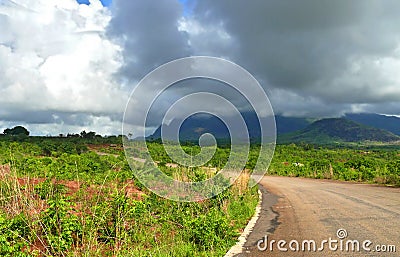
xmin=0 ymin=213 xmax=30 ymax=257
xmin=40 ymin=197 xmax=82 ymax=254
xmin=184 ymin=209 xmax=237 ymax=251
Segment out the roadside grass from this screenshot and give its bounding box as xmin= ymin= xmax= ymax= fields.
xmin=268 ymin=144 xmax=400 ymax=187
xmin=0 ymin=146 xmax=258 ymax=256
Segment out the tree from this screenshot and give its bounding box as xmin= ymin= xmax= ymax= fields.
xmin=80 ymin=130 xmax=87 ymax=138
xmin=80 ymin=130 xmax=96 ymax=139
xmin=67 ymin=133 xmax=80 ymax=138
xmin=3 ymin=126 xmax=30 ymax=136
xmin=85 ymin=131 xmax=96 ymax=139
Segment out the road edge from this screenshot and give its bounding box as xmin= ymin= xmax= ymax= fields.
xmin=224 ymin=188 xmax=263 ymax=257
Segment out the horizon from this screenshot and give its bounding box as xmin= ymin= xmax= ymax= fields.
xmin=3 ymin=112 xmax=399 ymax=137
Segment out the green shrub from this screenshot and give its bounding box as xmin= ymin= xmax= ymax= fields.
xmin=184 ymin=209 xmax=237 ymax=251
xmin=0 ymin=213 xmax=30 ymax=257
xmin=40 ymin=197 xmax=82 ymax=254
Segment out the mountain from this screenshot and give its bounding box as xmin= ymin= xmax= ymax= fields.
xmin=275 ymin=115 xmax=313 ymax=134
xmin=148 ymin=112 xmax=266 ymax=144
xmin=148 ymin=114 xmax=230 ymax=142
xmin=345 ymin=113 xmax=400 ymax=136
xmin=148 ymin=113 xmax=311 ymax=141
xmin=279 ymin=118 xmax=400 ymax=144
xmin=147 ymin=113 xmax=400 ymax=145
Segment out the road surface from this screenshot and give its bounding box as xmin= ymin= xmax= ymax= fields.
xmin=236 ymin=176 xmax=400 ymax=256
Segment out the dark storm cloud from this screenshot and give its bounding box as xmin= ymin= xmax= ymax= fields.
xmin=193 ymin=0 xmax=399 ymax=86
xmin=143 ymin=78 xmax=257 ymax=127
xmin=108 ymin=0 xmax=190 ymax=80
xmin=0 ymin=110 xmax=57 ymax=124
xmin=106 ymin=0 xmax=400 ymax=121
xmin=189 ymin=0 xmax=400 ymax=116
xmin=0 ymin=110 xmax=122 ymax=127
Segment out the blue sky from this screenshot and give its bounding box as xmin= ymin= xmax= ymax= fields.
xmin=179 ymin=0 xmax=195 ymax=15
xmin=76 ymin=0 xmax=112 ymax=7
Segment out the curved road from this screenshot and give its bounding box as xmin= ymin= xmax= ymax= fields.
xmin=237 ymin=176 xmax=400 ymax=257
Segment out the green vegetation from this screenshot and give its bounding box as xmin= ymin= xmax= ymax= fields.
xmin=269 ymin=143 xmax=400 ymax=186
xmin=0 ymin=137 xmax=258 ymax=256
xmin=146 ymin=141 xmax=400 ymax=187
xmin=0 ymin=130 xmax=399 ymax=256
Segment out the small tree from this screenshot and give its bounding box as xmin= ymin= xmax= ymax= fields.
xmin=80 ymin=130 xmax=96 ymax=139
xmin=85 ymin=131 xmax=96 ymax=139
xmin=3 ymin=126 xmax=30 ymax=136
xmin=80 ymin=130 xmax=87 ymax=138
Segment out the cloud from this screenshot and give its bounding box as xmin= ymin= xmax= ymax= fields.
xmin=187 ymin=0 xmax=400 ymax=116
xmin=3 ymin=0 xmax=400 ymax=136
xmin=0 ymin=114 xmax=122 ymax=136
xmin=0 ymin=0 xmax=124 ymax=134
xmin=107 ymin=0 xmax=190 ymax=80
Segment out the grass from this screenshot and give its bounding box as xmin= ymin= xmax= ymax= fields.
xmin=0 ymin=155 xmax=258 ymax=256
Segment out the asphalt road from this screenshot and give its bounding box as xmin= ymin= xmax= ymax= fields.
xmin=236 ymin=176 xmax=400 ymax=257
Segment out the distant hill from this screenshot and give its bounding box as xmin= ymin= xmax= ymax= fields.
xmin=279 ymin=118 xmax=400 ymax=144
xmin=345 ymin=113 xmax=400 ymax=136
xmin=275 ymin=115 xmax=312 ymax=134
xmin=148 ymin=114 xmax=230 ymax=142
xmin=148 ymin=112 xmax=271 ymax=144
xmin=148 ymin=113 xmax=311 ymax=141
xmin=147 ymin=113 xmax=400 ymax=145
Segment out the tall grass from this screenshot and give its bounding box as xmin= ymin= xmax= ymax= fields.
xmin=0 ymin=163 xmax=258 ymax=257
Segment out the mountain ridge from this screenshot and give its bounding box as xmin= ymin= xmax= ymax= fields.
xmin=344 ymin=113 xmax=400 ymax=135
xmin=279 ymin=118 xmax=400 ymax=144
xmin=147 ymin=113 xmax=400 ymax=144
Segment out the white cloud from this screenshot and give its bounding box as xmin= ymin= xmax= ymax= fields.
xmin=0 ymin=0 xmax=125 ymax=134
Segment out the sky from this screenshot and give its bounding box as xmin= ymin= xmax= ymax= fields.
xmin=1 ymin=0 xmax=400 ymax=136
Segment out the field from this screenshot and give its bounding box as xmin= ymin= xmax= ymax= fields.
xmin=0 ymin=136 xmax=399 ymax=256
xmin=269 ymin=143 xmax=400 ymax=185
xmin=0 ymin=137 xmax=258 ymax=256
xmin=146 ymin=141 xmax=400 ymax=186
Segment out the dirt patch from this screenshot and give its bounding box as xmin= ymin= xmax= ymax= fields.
xmin=56 ymin=180 xmax=82 ymax=195
xmin=0 ymin=164 xmax=11 ymax=178
xmin=123 ymin=179 xmax=145 ymax=200
xmin=16 ymin=178 xmax=83 ymax=196
xmin=17 ymin=177 xmax=46 ymax=187
xmin=87 ymin=143 xmax=122 ymax=151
